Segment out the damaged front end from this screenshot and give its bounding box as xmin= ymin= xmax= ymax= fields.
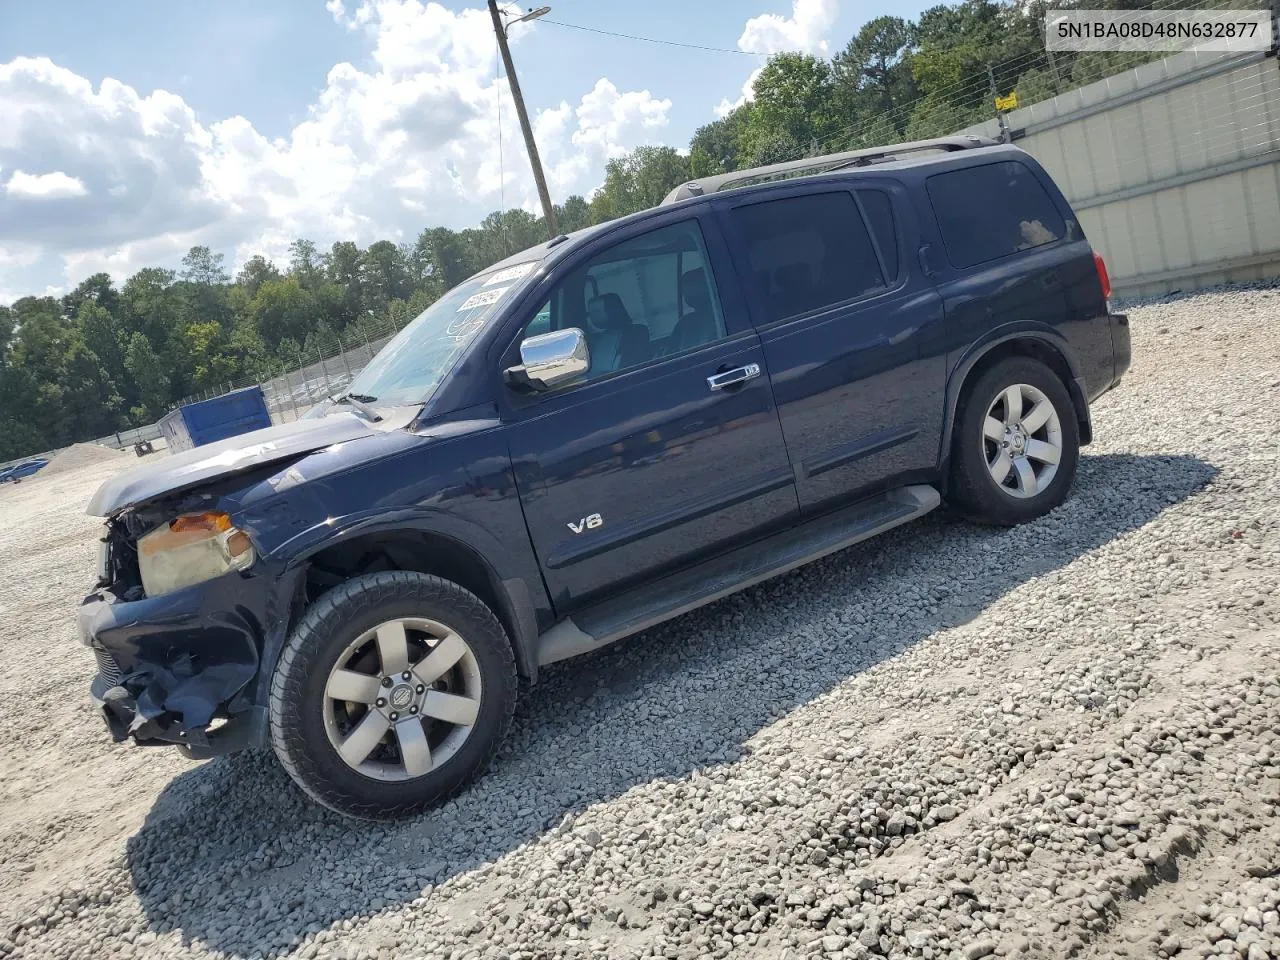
xmin=80 ymin=495 xmax=293 ymax=759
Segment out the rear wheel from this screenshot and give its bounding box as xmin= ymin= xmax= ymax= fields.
xmin=269 ymin=571 xmax=516 ymax=819
xmin=949 ymin=357 xmax=1079 ymax=525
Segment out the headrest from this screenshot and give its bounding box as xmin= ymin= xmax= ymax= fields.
xmin=680 ymin=268 xmax=713 ymax=312
xmin=587 ymin=292 xmax=632 ymax=330
xmin=774 ymin=263 xmax=810 ymax=293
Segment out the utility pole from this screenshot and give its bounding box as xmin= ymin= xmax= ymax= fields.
xmin=487 ymin=1 xmax=559 ymax=239
xmin=987 ymin=62 xmax=1011 ymax=144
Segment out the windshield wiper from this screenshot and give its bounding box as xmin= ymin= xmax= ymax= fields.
xmin=330 ymin=392 xmax=383 ymax=423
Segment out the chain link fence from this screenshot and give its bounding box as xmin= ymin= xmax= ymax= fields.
xmin=91 ymin=311 xmax=413 ymax=451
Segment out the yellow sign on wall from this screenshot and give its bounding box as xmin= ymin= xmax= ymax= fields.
xmin=995 ymin=92 xmax=1019 ymax=112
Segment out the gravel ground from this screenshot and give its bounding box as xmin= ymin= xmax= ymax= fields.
xmin=0 ymin=284 xmax=1277 ymax=960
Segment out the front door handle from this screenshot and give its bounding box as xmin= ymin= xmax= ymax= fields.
xmin=707 ymin=363 xmax=761 ymax=391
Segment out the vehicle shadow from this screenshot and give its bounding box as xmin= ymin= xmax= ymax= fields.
xmin=126 ymin=452 xmax=1216 ymax=957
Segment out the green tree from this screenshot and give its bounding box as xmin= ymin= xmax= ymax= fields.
xmin=363 ymin=240 xmax=412 ymax=315
xmin=413 ymin=227 xmax=475 ymax=290
xmin=557 ymin=195 xmax=591 ymax=234
xmin=237 ymin=255 xmax=283 ymax=299
xmin=689 ymin=107 xmax=750 ymax=176
xmin=250 ymin=277 xmax=320 ymax=349
xmin=119 ymin=268 xmax=177 ymax=345
xmin=60 ymin=334 xmax=123 ymax=439
xmin=749 ymin=134 xmax=805 ymax=166
xmin=124 ymin=332 xmax=170 ymax=421
xmin=181 ymin=245 xmax=229 ymax=286
xmin=0 ymin=305 xmax=14 ymax=365
xmin=61 ymin=272 xmax=119 ymax=319
xmin=178 ymin=246 xmax=233 ymax=334
xmin=832 ymin=16 xmax=917 ymax=143
xmin=324 ymin=240 xmax=366 ymax=326
xmin=588 ymin=146 xmax=691 ymax=222
xmin=740 ymin=53 xmax=837 ymax=160
xmin=76 ymin=301 xmax=123 ymax=369
xmin=288 ymin=238 xmax=324 ymax=289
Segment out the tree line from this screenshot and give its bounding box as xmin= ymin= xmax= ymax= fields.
xmin=0 ymin=0 xmax=1179 ymax=460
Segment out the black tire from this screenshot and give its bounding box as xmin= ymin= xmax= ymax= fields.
xmin=949 ymin=357 xmax=1080 ymax=526
xmin=268 ymin=571 xmax=517 ymax=819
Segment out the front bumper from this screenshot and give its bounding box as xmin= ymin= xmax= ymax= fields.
xmin=79 ymin=571 xmax=274 ymax=758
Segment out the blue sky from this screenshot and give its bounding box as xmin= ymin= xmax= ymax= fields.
xmin=0 ymin=0 xmax=930 ymax=301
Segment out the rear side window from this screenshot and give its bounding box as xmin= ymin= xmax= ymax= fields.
xmin=728 ymin=191 xmax=885 ymax=325
xmin=856 ymin=189 xmax=899 ymax=281
xmin=926 ymin=160 xmax=1066 ymax=269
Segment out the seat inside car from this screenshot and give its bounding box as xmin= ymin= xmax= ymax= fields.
xmin=586 ymin=292 xmax=650 ymax=374
xmin=669 ymin=268 xmax=719 ymax=353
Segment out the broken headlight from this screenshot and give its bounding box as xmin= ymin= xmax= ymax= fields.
xmin=137 ymin=511 xmax=255 ymax=598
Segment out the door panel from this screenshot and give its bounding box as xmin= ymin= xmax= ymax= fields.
xmin=500 ymin=213 xmax=798 ymax=611
xmin=717 ymin=181 xmax=948 ymax=514
xmin=506 ymin=334 xmax=797 ymax=609
xmin=758 ymin=287 xmax=946 ymax=510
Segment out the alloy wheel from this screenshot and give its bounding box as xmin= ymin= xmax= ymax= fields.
xmin=321 ymin=617 xmax=483 ymax=781
xmin=982 ymin=382 xmax=1063 ymax=499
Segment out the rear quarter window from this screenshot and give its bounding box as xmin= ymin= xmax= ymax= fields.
xmin=856 ymin=189 xmax=899 ymax=281
xmin=926 ymin=160 xmax=1067 ymax=269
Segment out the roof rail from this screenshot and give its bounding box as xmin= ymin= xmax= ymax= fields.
xmin=660 ymin=135 xmax=1000 ymax=205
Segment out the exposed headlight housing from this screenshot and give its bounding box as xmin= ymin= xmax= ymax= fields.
xmin=138 ymin=512 xmax=255 ymax=597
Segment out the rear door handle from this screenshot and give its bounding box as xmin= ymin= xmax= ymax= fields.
xmin=707 ymin=363 xmax=761 ymax=391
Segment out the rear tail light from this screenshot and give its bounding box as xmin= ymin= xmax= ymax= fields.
xmin=1093 ymin=251 xmax=1112 ymax=300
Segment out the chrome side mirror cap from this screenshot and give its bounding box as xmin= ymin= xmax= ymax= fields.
xmin=505 ymin=327 xmax=590 ymax=391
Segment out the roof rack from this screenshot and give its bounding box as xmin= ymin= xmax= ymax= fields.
xmin=660 ymin=135 xmax=1000 ymax=205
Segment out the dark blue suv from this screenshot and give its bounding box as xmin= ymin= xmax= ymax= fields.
xmin=80 ymin=137 xmax=1130 ymax=818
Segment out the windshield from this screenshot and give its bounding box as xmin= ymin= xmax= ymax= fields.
xmin=343 ymin=261 xmax=538 ymax=406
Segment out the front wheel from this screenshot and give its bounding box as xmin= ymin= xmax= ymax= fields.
xmin=949 ymin=357 xmax=1080 ymax=526
xmin=269 ymin=571 xmax=517 ymax=819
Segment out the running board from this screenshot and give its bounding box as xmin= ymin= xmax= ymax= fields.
xmin=536 ymin=484 xmax=940 ymax=666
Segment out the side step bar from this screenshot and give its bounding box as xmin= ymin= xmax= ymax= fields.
xmin=536 ymin=484 xmax=941 ymax=666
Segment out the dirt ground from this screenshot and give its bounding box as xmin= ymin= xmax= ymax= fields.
xmin=0 ymin=286 xmax=1277 ymax=960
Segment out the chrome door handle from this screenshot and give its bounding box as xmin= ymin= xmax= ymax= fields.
xmin=707 ymin=363 xmax=761 ymax=391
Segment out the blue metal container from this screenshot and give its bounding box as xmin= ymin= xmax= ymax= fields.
xmin=159 ymin=387 xmax=273 ymax=453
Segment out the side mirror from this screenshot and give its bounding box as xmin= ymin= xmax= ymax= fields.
xmin=504 ymin=328 xmax=590 ymax=391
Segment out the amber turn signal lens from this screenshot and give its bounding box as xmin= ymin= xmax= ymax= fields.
xmin=170 ymin=512 xmax=233 ymax=534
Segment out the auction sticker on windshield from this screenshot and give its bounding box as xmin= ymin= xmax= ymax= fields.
xmin=459 ymin=287 xmax=511 ymax=311
xmin=483 ymin=262 xmax=537 ymax=286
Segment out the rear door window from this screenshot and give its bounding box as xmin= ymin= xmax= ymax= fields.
xmin=727 ymin=191 xmax=886 ymax=325
xmin=926 ymin=160 xmax=1067 ymax=269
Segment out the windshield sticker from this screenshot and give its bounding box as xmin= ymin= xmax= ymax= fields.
xmin=445 ymin=316 xmax=487 ymax=341
xmin=458 ymin=287 xmax=510 ymax=311
xmin=482 ymin=262 xmax=537 ymax=286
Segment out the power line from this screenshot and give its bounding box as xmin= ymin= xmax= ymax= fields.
xmin=539 ymin=18 xmax=761 ymax=56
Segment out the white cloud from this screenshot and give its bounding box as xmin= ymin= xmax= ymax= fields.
xmin=0 ymin=0 xmax=673 ymax=300
xmin=715 ymin=0 xmax=839 ymax=116
xmin=738 ymin=0 xmax=838 ymax=56
xmin=6 ymin=170 xmax=88 ymax=199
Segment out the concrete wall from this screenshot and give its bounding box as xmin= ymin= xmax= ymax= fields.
xmin=964 ymin=49 xmax=1280 ymax=298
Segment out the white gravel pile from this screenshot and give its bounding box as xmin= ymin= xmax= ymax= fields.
xmin=0 ymin=284 xmax=1277 ymax=960
xmin=42 ymin=442 xmax=126 ymax=478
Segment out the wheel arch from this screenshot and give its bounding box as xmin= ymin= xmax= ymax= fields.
xmin=285 ymin=526 xmax=541 ymax=684
xmin=939 ymin=332 xmax=1092 ymax=480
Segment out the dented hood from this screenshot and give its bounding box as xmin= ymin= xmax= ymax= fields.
xmin=87 ymin=413 xmax=378 ymax=517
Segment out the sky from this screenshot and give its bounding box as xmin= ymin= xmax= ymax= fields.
xmin=0 ymin=0 xmax=930 ymax=304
